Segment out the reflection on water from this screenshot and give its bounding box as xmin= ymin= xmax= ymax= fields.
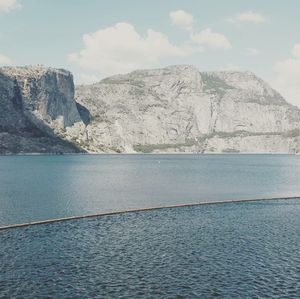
xmin=1 ymin=154 xmax=300 ymax=225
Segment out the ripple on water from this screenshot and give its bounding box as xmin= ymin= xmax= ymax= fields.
xmin=1 ymin=199 xmax=300 ymax=298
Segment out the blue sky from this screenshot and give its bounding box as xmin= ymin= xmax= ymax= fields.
xmin=1 ymin=0 xmax=300 ymax=106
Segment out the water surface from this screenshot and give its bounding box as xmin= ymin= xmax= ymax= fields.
xmin=1 ymin=154 xmax=300 ymax=226
xmin=1 ymin=199 xmax=299 ymax=298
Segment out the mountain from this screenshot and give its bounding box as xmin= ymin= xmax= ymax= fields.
xmin=0 ymin=66 xmax=83 ymax=154
xmin=75 ymin=65 xmax=300 ymax=153
xmin=1 ymin=64 xmax=300 ymax=154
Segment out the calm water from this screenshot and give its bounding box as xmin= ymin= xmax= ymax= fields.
xmin=1 ymin=154 xmax=300 ymax=226
xmin=1 ymin=199 xmax=299 ymax=298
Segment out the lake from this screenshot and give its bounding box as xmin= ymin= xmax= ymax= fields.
xmin=1 ymin=199 xmax=299 ymax=298
xmin=1 ymin=154 xmax=300 ymax=226
xmin=1 ymin=154 xmax=300 ymax=297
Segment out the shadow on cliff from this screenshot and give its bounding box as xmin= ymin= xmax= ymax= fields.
xmin=76 ymin=102 xmax=91 ymax=125
xmin=0 ymin=75 xmax=85 ymax=154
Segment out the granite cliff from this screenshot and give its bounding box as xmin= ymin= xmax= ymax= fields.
xmin=1 ymin=65 xmax=300 ymax=154
xmin=75 ymin=65 xmax=300 ymax=153
xmin=0 ymin=66 xmax=83 ymax=154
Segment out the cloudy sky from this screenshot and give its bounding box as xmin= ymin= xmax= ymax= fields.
xmin=1 ymin=0 xmax=300 ymax=107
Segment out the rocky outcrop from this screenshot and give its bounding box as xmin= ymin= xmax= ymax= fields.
xmin=1 ymin=64 xmax=300 ymax=154
xmin=1 ymin=66 xmax=83 ymax=132
xmin=0 ymin=66 xmax=83 ymax=154
xmin=75 ymin=65 xmax=300 ymax=153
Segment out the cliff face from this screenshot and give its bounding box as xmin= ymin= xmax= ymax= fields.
xmin=1 ymin=64 xmax=300 ymax=154
xmin=2 ymin=66 xmax=83 ymax=132
xmin=0 ymin=66 xmax=83 ymax=154
xmin=75 ymin=65 xmax=300 ymax=153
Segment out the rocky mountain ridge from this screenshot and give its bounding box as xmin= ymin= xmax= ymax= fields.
xmin=0 ymin=66 xmax=83 ymax=154
xmin=75 ymin=65 xmax=300 ymax=153
xmin=1 ymin=64 xmax=300 ymax=154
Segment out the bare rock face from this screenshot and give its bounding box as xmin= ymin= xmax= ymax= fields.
xmin=0 ymin=66 xmax=83 ymax=154
xmin=1 ymin=66 xmax=83 ymax=133
xmin=75 ymin=65 xmax=300 ymax=153
xmin=1 ymin=64 xmax=300 ymax=154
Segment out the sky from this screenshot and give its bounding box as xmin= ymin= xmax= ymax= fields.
xmin=1 ymin=0 xmax=300 ymax=107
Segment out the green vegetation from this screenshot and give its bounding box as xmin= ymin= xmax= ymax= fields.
xmin=133 ymin=143 xmax=181 ymax=153
xmin=284 ymin=128 xmax=300 ymax=138
xmin=108 ymin=146 xmax=122 ymax=153
xmin=201 ymin=73 xmax=234 ymax=96
xmin=222 ymin=148 xmax=240 ymax=153
xmin=91 ymin=112 xmax=113 ymax=124
xmin=129 ymin=87 xmax=145 ymax=96
xmin=101 ymin=78 xmax=145 ymax=88
xmin=68 ymin=136 xmax=123 ymax=153
xmin=133 ymin=141 xmax=197 ymax=153
xmin=213 ymin=130 xmax=281 ymax=138
xmin=70 ymin=129 xmax=300 ymax=154
xmin=91 ymin=114 xmax=105 ymax=122
xmin=242 ymin=95 xmax=285 ymax=106
xmin=133 ymin=129 xmax=300 ymax=153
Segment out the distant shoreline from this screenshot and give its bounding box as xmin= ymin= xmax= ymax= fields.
xmin=0 ymin=152 xmax=298 ymax=157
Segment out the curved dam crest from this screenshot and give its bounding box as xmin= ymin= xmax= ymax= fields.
xmin=1 ymin=154 xmax=300 ymax=227
xmin=0 ymin=196 xmax=299 ymax=231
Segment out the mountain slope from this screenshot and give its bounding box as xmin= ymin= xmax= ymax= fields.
xmin=1 ymin=64 xmax=300 ymax=154
xmin=0 ymin=66 xmax=83 ymax=154
xmin=75 ymin=65 xmax=300 ymax=153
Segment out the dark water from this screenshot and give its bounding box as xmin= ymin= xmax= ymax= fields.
xmin=1 ymin=154 xmax=300 ymax=226
xmin=1 ymin=199 xmax=299 ymax=298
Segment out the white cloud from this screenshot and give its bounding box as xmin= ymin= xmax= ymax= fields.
xmin=0 ymin=0 xmax=21 ymax=13
xmin=228 ymin=11 xmax=267 ymax=24
xmin=68 ymin=22 xmax=196 ymax=77
xmin=0 ymin=53 xmax=12 ymax=65
xmin=292 ymin=44 xmax=300 ymax=58
xmin=191 ymin=28 xmax=231 ymax=50
xmin=246 ymin=48 xmax=260 ymax=56
xmin=272 ymin=44 xmax=300 ymax=107
xmin=169 ymin=10 xmax=194 ymax=30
